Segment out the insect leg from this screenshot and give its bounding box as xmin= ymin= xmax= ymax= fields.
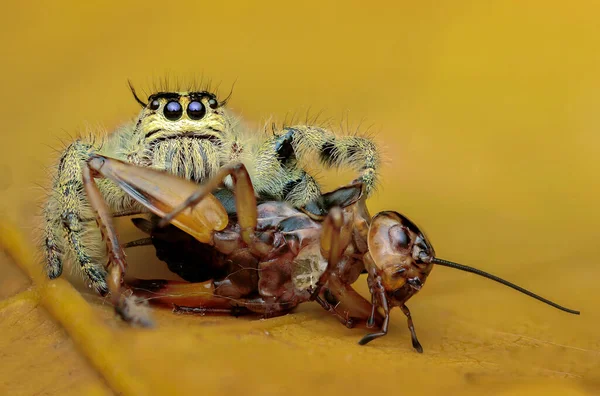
xmin=400 ymin=304 xmax=423 ymax=353
xmin=127 ymin=279 xmax=288 ymax=317
xmin=123 ymin=237 xmax=154 ymax=249
xmin=366 ymin=291 xmax=377 ymax=328
xmin=313 ymin=294 xmax=355 ymax=328
xmin=324 ymin=274 xmax=385 ymax=327
xmin=127 ymin=279 xmax=237 ymax=312
xmin=357 ymin=277 xmax=390 ymax=345
xmin=86 ymin=155 xmax=228 ymax=244
xmin=83 ymin=165 xmax=152 ymax=326
xmin=173 ymin=305 xmax=248 ymax=317
xmin=81 ymin=166 xmax=128 ymax=306
xmin=309 ymin=206 xmax=344 ymax=299
xmin=159 ymin=163 xmax=270 ymax=254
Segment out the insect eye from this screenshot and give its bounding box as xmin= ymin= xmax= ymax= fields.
xmin=187 ymin=101 xmax=206 ymax=120
xmin=208 ymin=98 xmax=218 ymax=109
xmin=149 ymin=99 xmax=160 ymax=110
xmin=164 ymin=101 xmax=183 ymax=121
xmin=389 ymin=225 xmax=410 ymax=250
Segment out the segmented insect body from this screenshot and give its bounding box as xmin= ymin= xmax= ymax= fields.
xmin=128 ymin=194 xmax=371 ymax=321
xmin=88 ymin=154 xmax=579 ymax=352
xmin=43 ymin=84 xmax=381 ymax=295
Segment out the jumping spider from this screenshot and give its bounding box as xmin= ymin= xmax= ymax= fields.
xmin=42 ymin=83 xmax=381 ymax=295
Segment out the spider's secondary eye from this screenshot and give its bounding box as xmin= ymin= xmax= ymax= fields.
xmin=208 ymin=98 xmax=218 ymax=109
xmin=164 ymin=101 xmax=183 ymax=120
xmin=149 ymin=99 xmax=160 ymax=110
xmin=389 ymin=225 xmax=410 ymax=249
xmin=187 ymin=101 xmax=206 ymax=120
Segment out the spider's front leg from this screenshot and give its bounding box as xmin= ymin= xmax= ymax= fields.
xmin=43 ymin=139 xmax=142 ymax=296
xmin=294 ymin=125 xmax=380 ymax=194
xmin=257 ymin=125 xmax=381 ymax=208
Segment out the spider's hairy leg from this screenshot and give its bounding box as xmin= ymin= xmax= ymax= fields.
xmin=43 ymin=136 xmax=138 ymax=295
xmin=282 ymin=125 xmax=381 ymax=197
xmin=251 ymin=130 xmax=323 ymax=207
xmin=44 ymin=139 xmax=104 ymax=292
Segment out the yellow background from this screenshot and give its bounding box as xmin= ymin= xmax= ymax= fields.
xmin=0 ymin=1 xmax=599 ymax=395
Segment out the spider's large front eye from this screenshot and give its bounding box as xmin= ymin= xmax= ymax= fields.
xmin=164 ymin=101 xmax=183 ymax=120
xmin=149 ymin=99 xmax=160 ymax=110
xmin=187 ymin=101 xmax=206 ymax=120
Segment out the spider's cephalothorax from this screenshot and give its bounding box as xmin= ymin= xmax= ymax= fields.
xmin=42 ymin=83 xmax=381 ymax=294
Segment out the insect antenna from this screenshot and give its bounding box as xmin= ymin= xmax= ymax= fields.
xmin=128 ymin=80 xmax=147 ymax=107
xmin=431 ymin=257 xmax=580 ymax=315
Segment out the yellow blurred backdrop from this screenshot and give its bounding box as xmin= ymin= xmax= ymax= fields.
xmin=0 ymin=1 xmax=599 ymax=395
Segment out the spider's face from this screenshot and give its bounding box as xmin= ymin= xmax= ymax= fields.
xmin=136 ymin=91 xmax=227 ymax=146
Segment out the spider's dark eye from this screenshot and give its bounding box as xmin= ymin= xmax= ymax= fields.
xmin=389 ymin=225 xmax=410 ymax=249
xmin=187 ymin=101 xmax=206 ymax=120
xmin=208 ymin=98 xmax=218 ymax=109
xmin=149 ymin=99 xmax=160 ymax=110
xmin=164 ymin=101 xmax=183 ymax=120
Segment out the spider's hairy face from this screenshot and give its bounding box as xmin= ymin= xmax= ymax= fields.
xmin=127 ymin=90 xmax=230 ymax=181
xmin=136 ymin=91 xmax=227 ymax=148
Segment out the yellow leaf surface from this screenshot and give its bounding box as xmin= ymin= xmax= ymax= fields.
xmin=1 ymin=1 xmax=599 ymax=395
xmin=1 ymin=222 xmax=598 ymax=395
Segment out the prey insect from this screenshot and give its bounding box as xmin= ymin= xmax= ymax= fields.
xmin=85 ymin=154 xmax=381 ymax=327
xmin=126 ymin=198 xmax=379 ymax=326
xmin=43 ymin=83 xmax=381 ymax=296
xmin=88 ymin=154 xmax=579 ymax=352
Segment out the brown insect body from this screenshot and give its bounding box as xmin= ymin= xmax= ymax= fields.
xmin=131 ymin=198 xmax=366 ymax=318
